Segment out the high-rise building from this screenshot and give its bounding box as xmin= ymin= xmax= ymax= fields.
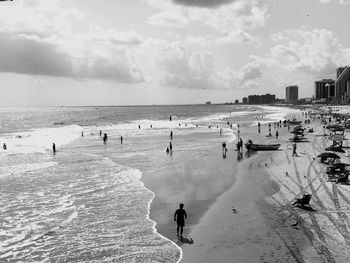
xmin=286 ymin=85 xmax=298 ymax=102
xmin=248 ymin=95 xmax=261 ymax=104
xmin=261 ymin=94 xmax=276 ymax=104
xmin=335 ymin=66 xmax=350 ymax=103
xmin=315 ymin=79 xmax=335 ymax=99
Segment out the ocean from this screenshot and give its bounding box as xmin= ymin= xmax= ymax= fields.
xmin=0 ymin=105 xmax=293 ymax=262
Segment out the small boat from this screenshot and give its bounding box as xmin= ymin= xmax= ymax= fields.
xmin=245 ymin=143 xmax=281 ymax=151
xmin=287 ymin=120 xmax=302 ymax=125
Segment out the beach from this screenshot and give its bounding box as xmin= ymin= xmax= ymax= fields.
xmin=178 ymin=108 xmax=350 ymax=262
xmin=3 ymin=104 xmax=350 ymax=262
xmin=0 ymin=104 xmax=281 ymax=262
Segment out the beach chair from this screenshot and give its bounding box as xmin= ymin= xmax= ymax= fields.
xmin=336 ymin=173 xmax=349 ymax=184
xmin=292 ymin=194 xmax=312 ymax=207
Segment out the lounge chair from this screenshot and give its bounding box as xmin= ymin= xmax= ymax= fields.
xmin=292 ymin=194 xmax=312 ymax=207
xmin=336 ymin=174 xmax=349 ymax=184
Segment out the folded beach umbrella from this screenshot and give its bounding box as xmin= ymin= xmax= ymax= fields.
xmin=317 ymin=152 xmax=340 ymax=159
xmin=325 ymin=146 xmax=345 ymax=153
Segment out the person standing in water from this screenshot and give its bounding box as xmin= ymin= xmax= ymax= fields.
xmin=99 ymin=130 xmax=102 ymax=136
xmin=120 ymin=136 xmax=123 ymax=144
xmin=276 ymin=130 xmax=279 ymax=139
xmin=174 ymin=203 xmax=187 ymax=239
xmin=52 ymin=143 xmax=56 ymax=154
xmin=3 ymin=143 xmax=7 ymax=150
xmin=169 ymin=142 xmax=173 ymax=151
xmin=170 ymin=131 xmax=173 ymax=140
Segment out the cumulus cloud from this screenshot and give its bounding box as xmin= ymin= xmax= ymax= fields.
xmin=146 ymin=0 xmax=268 ymax=33
xmin=0 ymin=0 xmax=144 ymax=82
xmin=217 ymin=29 xmax=258 ymax=44
xmin=319 ymin=0 xmax=350 ymax=4
xmin=261 ymin=28 xmax=350 ymax=78
xmin=173 ymin=0 xmax=237 ymax=8
xmin=153 ymin=41 xmax=262 ymax=89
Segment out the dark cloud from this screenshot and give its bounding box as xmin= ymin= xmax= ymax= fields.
xmin=0 ymin=32 xmax=143 ymax=83
xmin=172 ymin=0 xmax=236 ymax=8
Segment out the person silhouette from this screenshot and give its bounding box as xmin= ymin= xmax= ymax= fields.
xmin=52 ymin=143 xmax=56 ymax=154
xmin=174 ymin=203 xmax=187 ymax=239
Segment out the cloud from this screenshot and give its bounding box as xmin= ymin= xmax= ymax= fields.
xmin=146 ymin=0 xmax=268 ymax=33
xmin=154 ymin=41 xmax=262 ymax=89
xmin=319 ymin=0 xmax=350 ymax=4
xmin=172 ymin=0 xmax=237 ymax=8
xmin=262 ymin=28 xmax=350 ymax=78
xmin=217 ymin=29 xmax=258 ymax=44
xmin=0 ymin=0 xmax=144 ymax=82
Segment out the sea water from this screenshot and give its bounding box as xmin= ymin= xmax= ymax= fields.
xmin=0 ymin=105 xmax=296 ymax=262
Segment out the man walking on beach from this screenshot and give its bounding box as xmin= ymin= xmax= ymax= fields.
xmin=292 ymin=143 xmax=297 ymax=156
xmin=174 ymin=203 xmax=187 ymax=239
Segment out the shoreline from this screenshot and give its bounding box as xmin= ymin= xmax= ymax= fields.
xmin=141 ymin=106 xmax=288 ymax=261
xmin=180 ymin=109 xmax=306 ymax=262
xmin=141 ymin=139 xmax=239 ymax=248
xmin=180 ymin=107 xmax=350 ymax=262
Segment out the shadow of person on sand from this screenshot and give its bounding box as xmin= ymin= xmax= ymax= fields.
xmin=179 ymin=237 xmax=194 ymax=244
xmin=245 ymin=150 xmax=257 ymax=158
xmin=297 ymin=206 xmax=317 ymax=212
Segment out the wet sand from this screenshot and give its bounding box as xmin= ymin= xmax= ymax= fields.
xmin=142 ymin=142 xmax=239 ymax=244
xmin=181 ymin=110 xmax=350 ymax=262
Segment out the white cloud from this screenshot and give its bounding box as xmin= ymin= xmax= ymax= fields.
xmin=152 ymin=41 xmax=262 ymax=89
xmin=319 ymin=0 xmax=350 ymax=4
xmin=263 ymin=28 xmax=350 ymax=78
xmin=0 ymin=0 xmax=144 ymax=82
xmin=217 ymin=29 xmax=258 ymax=44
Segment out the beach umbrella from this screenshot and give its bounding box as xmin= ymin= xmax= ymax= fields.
xmin=317 ymin=152 xmax=340 ymax=159
xmin=325 ymin=146 xmax=345 ymax=153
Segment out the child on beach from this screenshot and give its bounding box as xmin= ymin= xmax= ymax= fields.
xmin=174 ymin=203 xmax=187 ymax=239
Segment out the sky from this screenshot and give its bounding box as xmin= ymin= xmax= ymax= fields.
xmin=0 ymin=0 xmax=349 ymax=106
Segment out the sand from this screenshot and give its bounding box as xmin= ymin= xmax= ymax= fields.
xmin=180 ymin=110 xmax=350 ymax=262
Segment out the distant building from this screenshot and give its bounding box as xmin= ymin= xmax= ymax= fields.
xmin=246 ymin=94 xmax=276 ymax=104
xmin=286 ymin=85 xmax=298 ymax=103
xmin=205 ymin=101 xmax=211 ymax=105
xmin=335 ymin=66 xmax=350 ymax=103
xmin=315 ymin=79 xmax=335 ymax=100
xmin=261 ymin=94 xmax=276 ymax=104
xmin=248 ymin=95 xmax=261 ymax=104
xmin=242 ymin=97 xmax=248 ymax=104
xmin=235 ymin=99 xmax=239 ymax=104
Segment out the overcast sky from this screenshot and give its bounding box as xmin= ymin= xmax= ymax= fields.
xmin=0 ymin=0 xmax=349 ymax=106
